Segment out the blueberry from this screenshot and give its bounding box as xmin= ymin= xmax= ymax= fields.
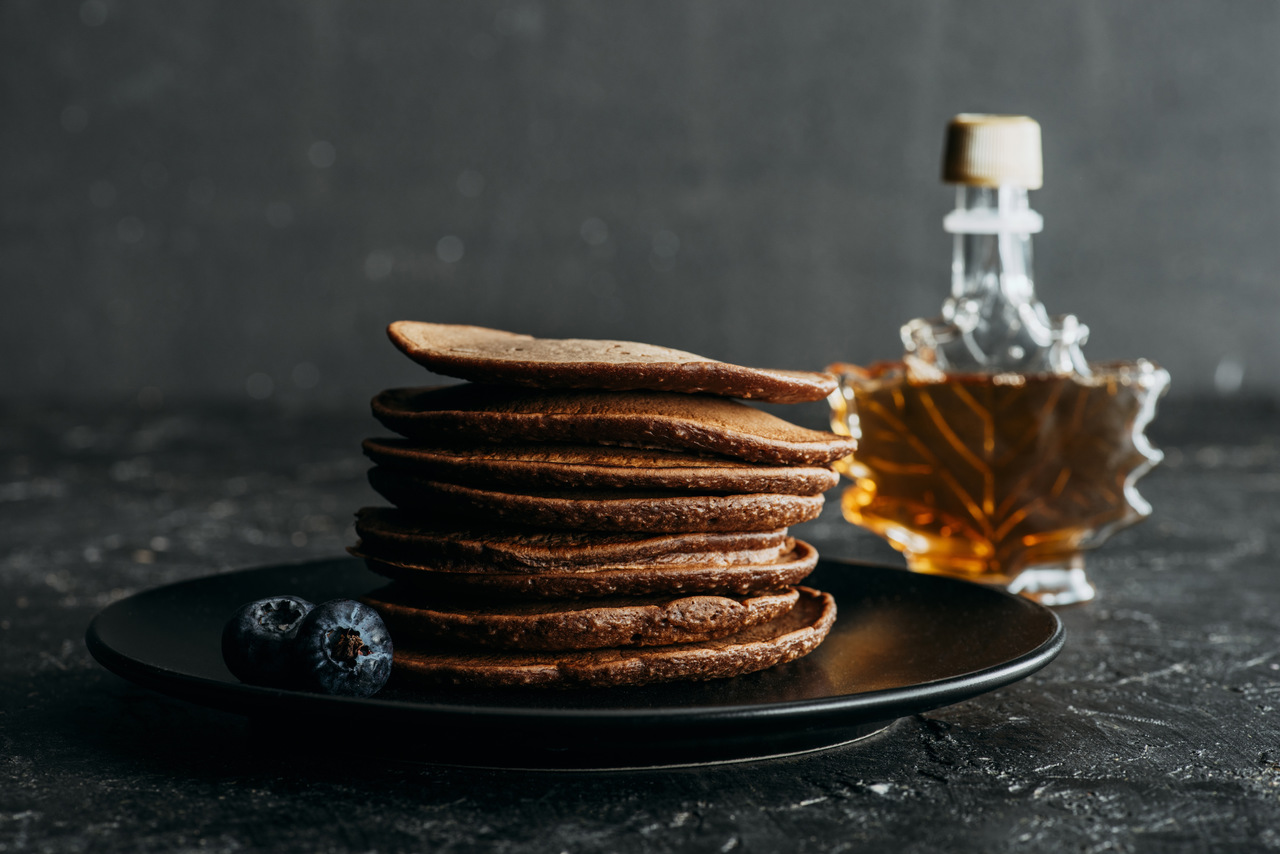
xmin=293 ymin=599 xmax=393 ymax=697
xmin=222 ymin=595 xmax=314 ymax=687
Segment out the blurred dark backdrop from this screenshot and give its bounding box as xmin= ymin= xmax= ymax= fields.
xmin=4 ymin=1 xmax=1276 ymax=408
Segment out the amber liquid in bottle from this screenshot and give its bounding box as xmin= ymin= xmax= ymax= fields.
xmin=829 ymin=361 xmax=1166 ymax=586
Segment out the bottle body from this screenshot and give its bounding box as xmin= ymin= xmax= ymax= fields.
xmin=828 ymin=359 xmax=1168 ymax=599
xmin=827 ymin=114 xmax=1168 ymax=605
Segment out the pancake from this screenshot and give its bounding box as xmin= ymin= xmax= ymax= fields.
xmin=368 ymin=467 xmax=825 ymax=533
xmin=372 ymin=385 xmax=855 ymax=466
xmin=388 ymin=321 xmax=837 ymax=404
xmin=354 ymin=507 xmax=791 ymax=570
xmin=389 ymin=586 xmax=836 ymax=688
xmin=361 ymin=586 xmax=800 ymax=651
xmin=362 ymin=437 xmax=840 ymax=496
xmin=350 ymin=538 xmax=820 ymax=598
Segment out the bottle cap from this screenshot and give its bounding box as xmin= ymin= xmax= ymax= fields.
xmin=942 ymin=114 xmax=1042 ymax=189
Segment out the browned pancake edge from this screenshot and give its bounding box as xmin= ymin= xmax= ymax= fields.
xmin=371 ymin=386 xmax=856 ymax=466
xmin=368 ymin=468 xmax=825 ymax=533
xmin=350 ymin=538 xmax=819 ymax=598
xmin=361 ymin=587 xmax=800 ymax=651
xmin=354 ymin=506 xmax=792 ymax=569
xmin=361 ymin=437 xmax=839 ymax=495
xmin=389 ymin=586 xmax=836 ymax=688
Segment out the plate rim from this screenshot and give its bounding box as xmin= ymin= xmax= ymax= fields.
xmin=85 ymin=555 xmax=1065 ymax=730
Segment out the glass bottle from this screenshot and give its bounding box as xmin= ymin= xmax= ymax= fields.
xmin=827 ymin=114 xmax=1169 ymax=606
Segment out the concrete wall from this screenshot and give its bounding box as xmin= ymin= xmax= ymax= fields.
xmin=5 ymin=1 xmax=1276 ymax=404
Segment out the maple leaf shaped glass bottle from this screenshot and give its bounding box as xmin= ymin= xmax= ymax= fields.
xmin=828 ymin=114 xmax=1169 ymax=605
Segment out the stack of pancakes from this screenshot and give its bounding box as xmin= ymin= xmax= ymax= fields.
xmin=352 ymin=322 xmax=856 ymax=688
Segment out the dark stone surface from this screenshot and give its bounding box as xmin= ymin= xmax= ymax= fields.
xmin=4 ymin=1 xmax=1278 ymax=401
xmin=3 ymin=398 xmax=1280 ymax=852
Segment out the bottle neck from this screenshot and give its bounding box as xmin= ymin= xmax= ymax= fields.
xmin=900 ymin=183 xmax=1090 ymax=377
xmin=949 ymin=186 xmax=1038 ymax=306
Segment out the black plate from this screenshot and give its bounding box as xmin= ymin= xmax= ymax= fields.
xmin=86 ymin=557 xmax=1063 ymax=769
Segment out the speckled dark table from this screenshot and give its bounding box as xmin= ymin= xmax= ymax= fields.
xmin=3 ymin=398 xmax=1279 ymax=852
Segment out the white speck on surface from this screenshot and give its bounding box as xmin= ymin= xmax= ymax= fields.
xmin=652 ymin=229 xmax=680 ymax=258
xmin=245 ymin=373 xmax=274 ymax=400
xmin=1195 ymin=447 xmax=1224 ymax=468
xmin=1214 ymin=357 xmax=1244 ymax=394
xmin=0 ymin=479 xmax=67 ymax=502
xmin=265 ymin=202 xmax=294 ymax=228
xmin=437 ymin=235 xmax=465 ymax=263
xmin=790 ymin=797 xmax=828 ymax=809
xmin=365 ymin=250 xmax=395 ymax=280
xmin=580 ymin=217 xmax=609 ymax=246
xmin=64 ymin=426 xmax=96 ymax=450
xmin=1114 ymin=662 xmax=1191 ymax=685
xmin=869 ymin=783 xmax=892 ymax=795
xmin=497 ymin=3 xmax=543 ymax=39
xmin=209 ymin=500 xmax=237 ymax=519
xmin=308 ymin=140 xmax=336 ymax=168
xmin=1065 ymin=705 xmax=1173 ymax=728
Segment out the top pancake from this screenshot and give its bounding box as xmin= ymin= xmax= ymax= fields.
xmin=373 ymin=385 xmax=856 ymax=466
xmin=389 ymin=321 xmax=837 ymax=404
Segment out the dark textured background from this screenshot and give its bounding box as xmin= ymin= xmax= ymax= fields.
xmin=5 ymin=0 xmax=1277 ymax=405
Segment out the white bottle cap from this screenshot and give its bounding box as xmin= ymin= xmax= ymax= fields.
xmin=942 ymin=114 xmax=1043 ymax=189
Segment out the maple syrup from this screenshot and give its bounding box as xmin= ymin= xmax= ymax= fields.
xmin=828 ymin=360 xmax=1168 ymax=587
